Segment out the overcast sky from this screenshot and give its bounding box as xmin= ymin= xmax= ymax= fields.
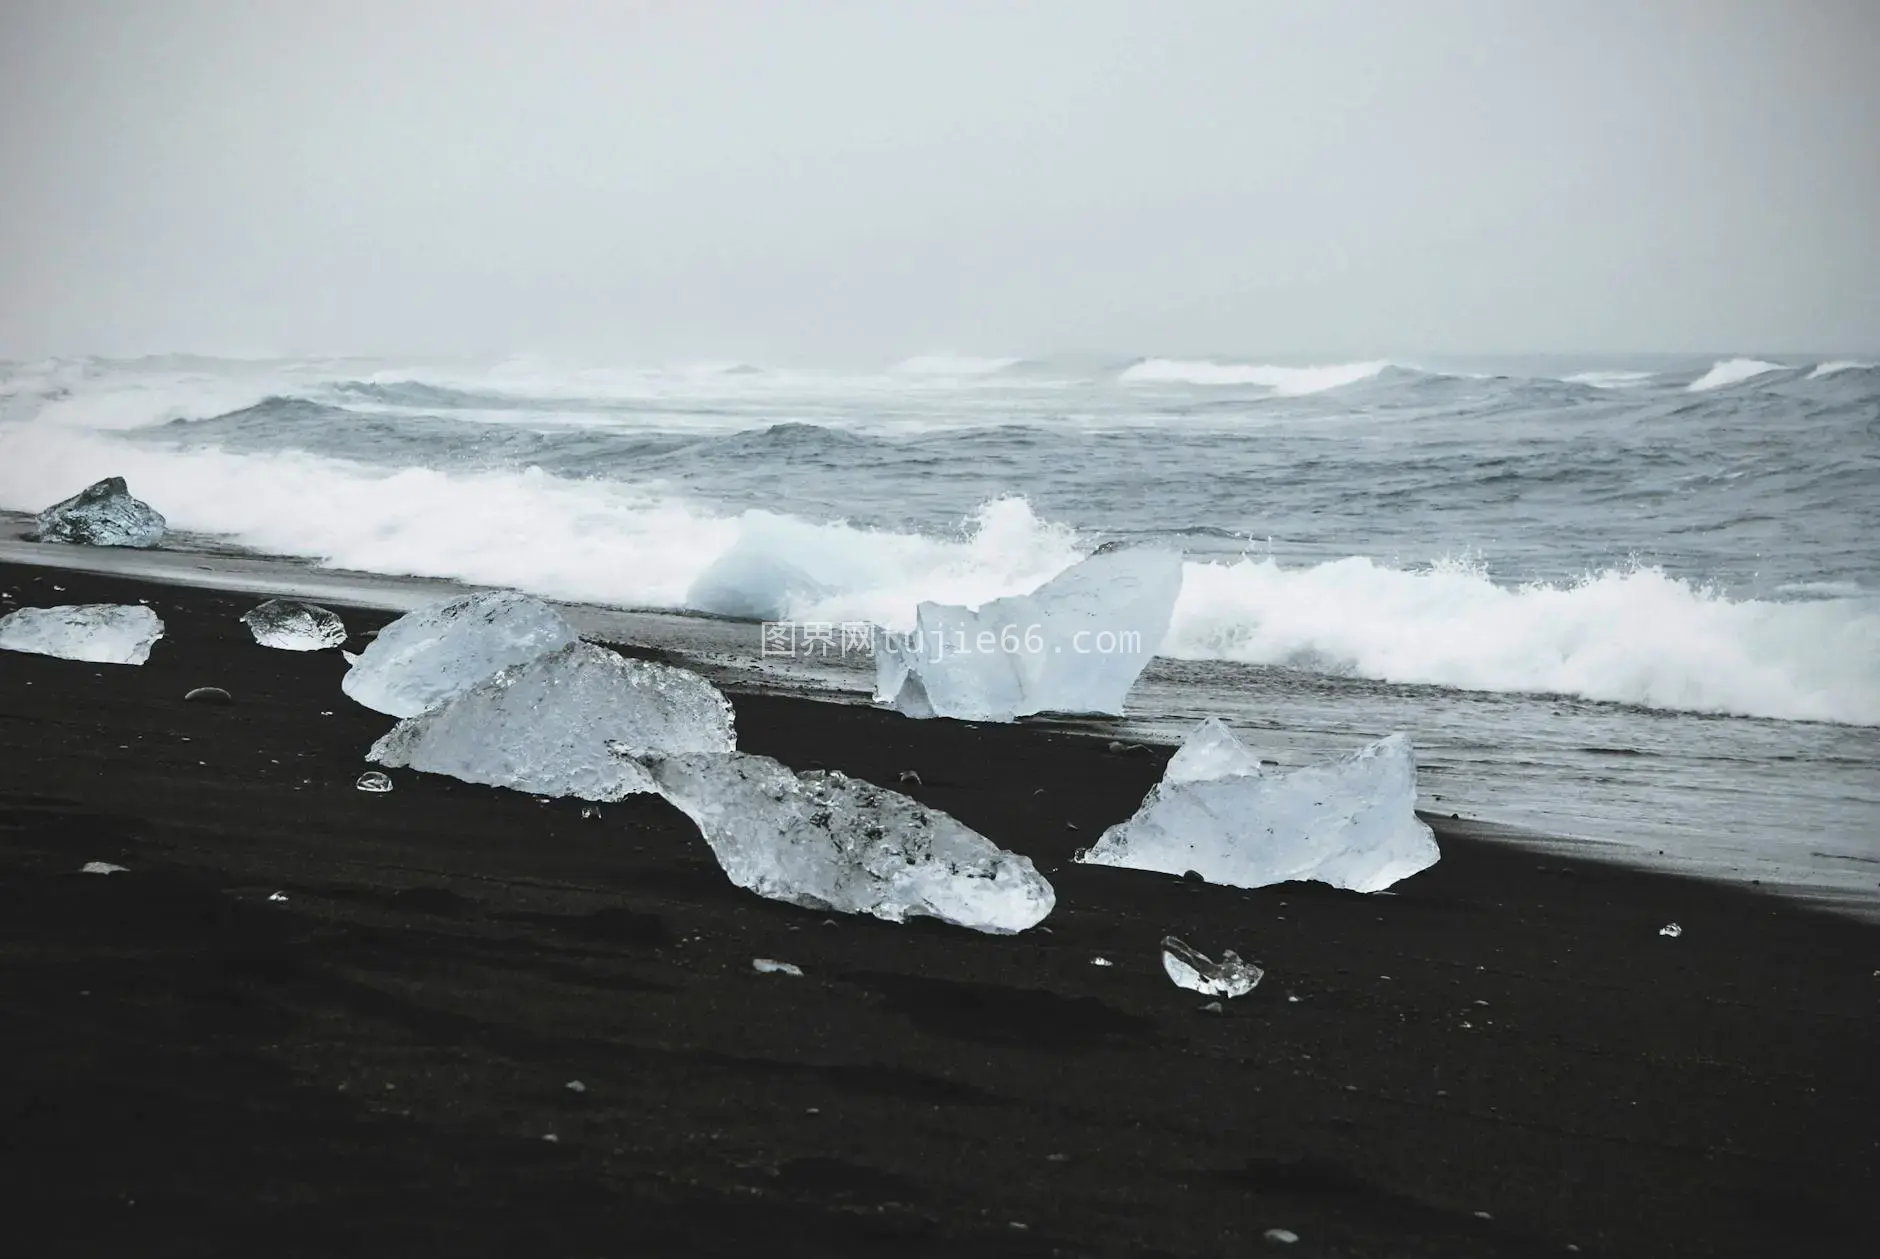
xmin=2 ymin=0 xmax=1875 ymax=362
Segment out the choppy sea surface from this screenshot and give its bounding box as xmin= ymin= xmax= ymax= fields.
xmin=2 ymin=352 xmax=1876 ymax=909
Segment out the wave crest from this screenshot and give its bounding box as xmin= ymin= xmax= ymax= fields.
xmin=1688 ymin=358 xmax=1786 ymax=392
xmin=1119 ymin=359 xmax=1390 ymax=394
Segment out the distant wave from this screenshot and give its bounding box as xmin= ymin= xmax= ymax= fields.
xmin=1688 ymin=358 xmax=1786 ymax=392
xmin=1561 ymin=369 xmax=1657 ymax=389
xmin=1120 ymin=359 xmax=1390 ymax=395
xmin=888 ymin=355 xmax=1024 ymax=377
xmin=1807 ymin=360 xmax=1876 ymax=379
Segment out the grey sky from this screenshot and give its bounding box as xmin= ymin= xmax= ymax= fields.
xmin=2 ymin=0 xmax=1875 ymax=361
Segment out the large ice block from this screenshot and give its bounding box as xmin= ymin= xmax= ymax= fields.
xmin=873 ymin=547 xmax=1182 ymax=722
xmin=240 ymin=598 xmax=347 ymax=651
xmin=30 ymin=477 xmax=167 ymax=547
xmin=340 ymin=590 xmax=577 ymax=717
xmin=639 ymin=752 xmax=1055 ymax=933
xmin=0 ymin=604 xmax=164 ymax=665
xmin=1076 ymin=718 xmax=1439 ymax=893
xmin=368 ymin=641 xmax=736 ymax=799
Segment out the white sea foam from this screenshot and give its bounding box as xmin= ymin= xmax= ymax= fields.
xmin=1687 ymin=358 xmax=1785 ymax=392
xmin=1119 ymin=359 xmax=1389 ymax=394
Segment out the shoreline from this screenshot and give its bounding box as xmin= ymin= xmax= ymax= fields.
xmin=3 ymin=557 xmax=1878 ymax=1255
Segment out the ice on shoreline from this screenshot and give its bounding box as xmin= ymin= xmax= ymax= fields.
xmin=341 ymin=590 xmax=577 ymax=717
xmin=640 ymin=751 xmax=1056 ymax=933
xmin=368 ymin=641 xmax=736 ymax=799
xmin=1161 ymin=936 xmax=1263 ymax=998
xmin=0 ymin=603 xmax=165 ymax=665
xmin=874 ymin=547 xmax=1182 ymax=722
xmin=30 ymin=477 xmax=167 ymax=548
xmin=241 ymin=598 xmax=347 ymax=651
xmin=1077 ymin=718 xmax=1439 ymax=893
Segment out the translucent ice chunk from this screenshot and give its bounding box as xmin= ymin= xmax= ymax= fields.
xmin=1659 ymin=922 xmax=1682 ymax=938
xmin=1077 ymin=719 xmax=1439 ymax=893
xmin=30 ymin=476 xmax=166 ymax=547
xmin=355 ymin=771 xmax=393 ymax=793
xmin=367 ymin=642 xmax=736 ymax=800
xmin=0 ymin=604 xmax=164 ymax=665
xmin=874 ymin=547 xmax=1183 ymax=722
xmin=640 ymin=752 xmax=1055 ymax=934
xmin=341 ymin=590 xmax=577 ymax=717
xmin=1161 ymin=936 xmax=1262 ymax=998
xmin=81 ymin=861 xmax=129 ymax=875
xmin=241 ymin=598 xmax=347 ymax=650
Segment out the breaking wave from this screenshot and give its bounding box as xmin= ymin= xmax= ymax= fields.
xmin=1688 ymin=358 xmax=1786 ymax=392
xmin=3 ymin=415 xmax=1874 ymax=726
xmin=1808 ymin=360 xmax=1875 ymax=379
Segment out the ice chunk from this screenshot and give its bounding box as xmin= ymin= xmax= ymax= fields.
xmin=0 ymin=604 xmax=164 ymax=665
xmin=241 ymin=598 xmax=347 ymax=650
xmin=81 ymin=861 xmax=129 ymax=875
xmin=873 ymin=547 xmax=1183 ymax=722
xmin=1077 ymin=720 xmax=1439 ymax=893
xmin=367 ymin=642 xmax=736 ymax=800
xmin=1161 ymin=936 xmax=1263 ymax=997
xmin=340 ymin=590 xmax=577 ymax=717
xmin=30 ymin=476 xmax=167 ymax=547
xmin=355 ymin=771 xmax=393 ymax=793
xmin=1659 ymin=922 xmax=1682 ymax=938
xmin=640 ymin=752 xmax=1055 ymax=933
xmin=752 ymin=958 xmax=804 ymax=976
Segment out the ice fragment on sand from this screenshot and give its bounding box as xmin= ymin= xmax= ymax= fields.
xmin=367 ymin=642 xmax=735 ymax=800
xmin=0 ymin=604 xmax=164 ymax=665
xmin=267 ymin=891 xmax=288 ymax=902
xmin=241 ymin=598 xmax=347 ymax=650
xmin=1659 ymin=922 xmax=1682 ymax=938
xmin=1161 ymin=936 xmax=1262 ymax=998
xmin=1077 ymin=718 xmax=1439 ymax=893
xmin=184 ymin=686 xmax=231 ymax=704
xmin=356 ymin=771 xmax=393 ymax=793
xmin=1091 ymin=956 xmax=1113 ymax=967
xmin=752 ymin=958 xmax=804 ymax=976
xmin=340 ymin=590 xmax=577 ymax=718
xmin=30 ymin=476 xmax=166 ymax=547
xmin=565 ymin=1080 xmax=587 ymax=1093
xmin=81 ymin=861 xmax=128 ymax=875
xmin=873 ymin=547 xmax=1183 ymax=722
xmin=1263 ymin=1228 xmax=1299 ymax=1244
xmin=640 ymin=752 xmax=1055 ymax=933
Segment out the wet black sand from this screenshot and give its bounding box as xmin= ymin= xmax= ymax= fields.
xmin=2 ymin=560 xmax=1876 ymax=1257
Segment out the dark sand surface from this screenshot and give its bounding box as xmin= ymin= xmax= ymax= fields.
xmin=2 ymin=560 xmax=1876 ymax=1257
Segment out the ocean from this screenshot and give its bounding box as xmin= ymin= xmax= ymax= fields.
xmin=2 ymin=352 xmax=1876 ymax=909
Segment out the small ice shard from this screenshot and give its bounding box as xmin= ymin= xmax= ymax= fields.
xmin=1161 ymin=936 xmax=1263 ymax=998
xmin=1263 ymin=1228 xmax=1299 ymax=1244
xmin=356 ymin=771 xmax=393 ymax=793
xmin=1091 ymin=956 xmax=1113 ymax=967
xmin=184 ymin=686 xmax=232 ymax=704
xmin=640 ymin=752 xmax=1056 ymax=934
xmin=30 ymin=476 xmax=166 ymax=547
xmin=1659 ymin=922 xmax=1682 ymax=938
xmin=240 ymin=598 xmax=347 ymax=651
xmin=0 ymin=604 xmax=164 ymax=665
xmin=81 ymin=861 xmax=128 ymax=875
xmin=565 ymin=1080 xmax=588 ymax=1093
xmin=1077 ymin=719 xmax=1440 ymax=894
xmin=752 ymin=958 xmax=804 ymax=976
xmin=873 ymin=547 xmax=1183 ymax=722
xmin=267 ymin=891 xmax=289 ymax=903
xmin=367 ymin=642 xmax=736 ymax=800
xmin=340 ymin=590 xmax=577 ymax=718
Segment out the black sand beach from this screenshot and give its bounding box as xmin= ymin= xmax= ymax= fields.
xmin=3 ymin=560 xmax=1876 ymax=1258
